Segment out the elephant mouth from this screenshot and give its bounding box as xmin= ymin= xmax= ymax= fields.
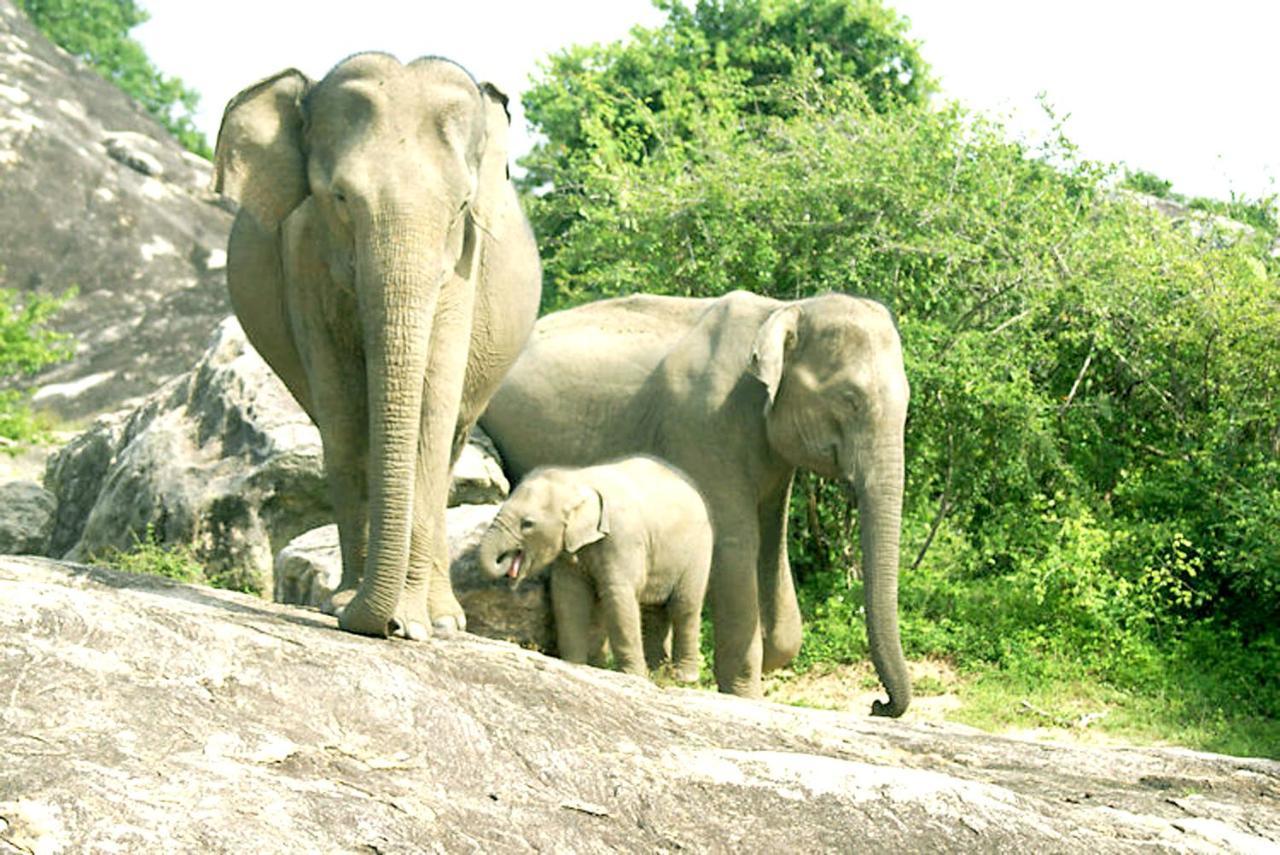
xmin=495 ymin=549 xmax=524 ymax=580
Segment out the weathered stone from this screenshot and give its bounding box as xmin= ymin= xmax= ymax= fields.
xmin=0 ymin=0 xmax=232 ymax=423
xmin=272 ymin=523 xmax=341 ymax=608
xmin=449 ymin=427 xmax=510 ymax=506
xmin=44 ymin=317 xmax=330 ymax=593
xmin=3 ymin=555 xmax=1277 ymax=853
xmin=0 ymin=480 xmax=54 ymax=554
xmin=273 ymin=503 xmax=553 ymax=651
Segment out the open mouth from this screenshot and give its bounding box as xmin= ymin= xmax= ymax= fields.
xmin=496 ymin=549 xmax=524 ymax=580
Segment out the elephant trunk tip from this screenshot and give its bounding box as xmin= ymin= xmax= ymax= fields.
xmin=870 ymin=689 xmax=911 ymax=718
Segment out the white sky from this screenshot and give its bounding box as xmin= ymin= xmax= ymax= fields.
xmin=134 ymin=0 xmax=1278 ymax=201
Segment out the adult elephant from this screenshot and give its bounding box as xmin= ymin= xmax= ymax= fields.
xmin=214 ymin=54 xmax=541 ymax=639
xmin=480 ymin=291 xmax=911 ymax=716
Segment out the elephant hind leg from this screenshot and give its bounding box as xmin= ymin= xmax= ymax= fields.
xmin=641 ymin=605 xmax=671 ymax=670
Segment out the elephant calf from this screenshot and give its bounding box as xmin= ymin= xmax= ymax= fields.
xmin=476 ymin=456 xmax=712 ymax=682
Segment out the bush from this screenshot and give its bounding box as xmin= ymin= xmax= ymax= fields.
xmin=0 ymin=287 xmax=72 ymax=442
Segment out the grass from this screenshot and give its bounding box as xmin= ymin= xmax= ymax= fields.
xmin=93 ymin=525 xmax=207 ymax=586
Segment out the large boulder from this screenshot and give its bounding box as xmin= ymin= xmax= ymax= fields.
xmin=3 ymin=555 xmax=1277 ymax=853
xmin=0 ymin=1 xmax=233 ymax=422
xmin=0 ymin=479 xmax=54 ymax=554
xmin=44 ymin=317 xmax=330 ymax=593
xmin=46 ymin=314 xmax=531 ymax=601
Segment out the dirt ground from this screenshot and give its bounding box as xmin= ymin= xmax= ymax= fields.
xmin=762 ymin=659 xmax=1148 ymax=749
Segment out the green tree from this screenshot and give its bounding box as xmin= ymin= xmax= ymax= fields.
xmin=521 ymin=0 xmax=932 ymax=286
xmin=0 ymin=287 xmax=72 ymax=441
xmin=17 ymin=0 xmax=210 ymax=157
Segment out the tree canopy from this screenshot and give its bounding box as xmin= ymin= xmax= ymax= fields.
xmin=520 ymin=0 xmax=931 ymax=194
xmin=17 ymin=0 xmax=209 ymax=156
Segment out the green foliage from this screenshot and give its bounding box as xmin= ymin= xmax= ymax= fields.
xmin=1122 ymin=168 xmax=1278 ymax=237
xmin=16 ymin=0 xmax=210 ymax=157
xmin=526 ymin=14 xmax=1280 ymax=754
xmin=0 ymin=287 xmax=73 ymax=442
xmin=521 ymin=0 xmax=931 ymax=290
xmin=98 ymin=524 xmax=207 ymax=585
xmin=1121 ymin=169 xmax=1173 ymax=198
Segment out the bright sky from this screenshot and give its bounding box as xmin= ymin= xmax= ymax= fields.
xmin=134 ymin=0 xmax=1278 ymax=202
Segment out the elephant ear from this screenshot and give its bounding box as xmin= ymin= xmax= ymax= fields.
xmin=564 ymin=485 xmax=609 ymax=553
xmin=747 ymin=305 xmax=802 ymax=406
xmin=212 ymin=69 xmax=311 ymax=228
xmin=471 ymin=81 xmax=512 ymax=223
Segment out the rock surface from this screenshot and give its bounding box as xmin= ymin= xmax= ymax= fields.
xmin=0 ymin=1 xmax=233 ymax=422
xmin=0 ymin=479 xmax=53 ymax=554
xmin=43 ymin=317 xmax=330 ymax=593
xmin=2 ymin=556 xmax=1277 ymax=853
xmin=45 ymin=314 xmax=530 ymax=604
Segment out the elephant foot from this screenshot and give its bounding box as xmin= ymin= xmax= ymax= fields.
xmin=336 ymin=593 xmax=394 ymax=638
xmin=672 ymin=665 xmax=701 ymax=684
xmin=427 ymin=587 xmax=467 ymax=634
xmin=431 ymin=613 xmax=466 ymax=633
xmin=389 ymin=592 xmax=433 ymax=641
xmin=322 ymin=587 xmax=358 ymax=617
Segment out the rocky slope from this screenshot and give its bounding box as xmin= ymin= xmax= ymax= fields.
xmin=2 ymin=556 xmax=1277 ymax=853
xmin=0 ymin=0 xmax=232 ymax=423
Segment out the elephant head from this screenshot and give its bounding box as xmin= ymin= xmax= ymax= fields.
xmin=476 ymin=469 xmax=609 ymax=586
xmin=748 ymin=294 xmax=912 ymax=717
xmin=213 ymin=55 xmax=512 ymax=635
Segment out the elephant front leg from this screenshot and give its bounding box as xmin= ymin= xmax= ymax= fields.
xmin=404 ymin=275 xmax=474 ymax=634
xmin=287 ymin=282 xmax=369 ymax=616
xmin=708 ymin=530 xmax=764 ymax=697
xmin=599 ymin=581 xmax=647 ymax=678
xmin=551 ymin=567 xmax=597 ymax=665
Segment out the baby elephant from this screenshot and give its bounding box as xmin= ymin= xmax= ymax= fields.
xmin=476 ymin=456 xmax=712 ymax=682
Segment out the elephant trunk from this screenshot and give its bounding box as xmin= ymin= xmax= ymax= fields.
xmin=476 ymin=514 xmax=524 ymax=581
xmin=338 ymin=214 xmax=440 ymax=635
xmin=854 ymin=442 xmax=912 ymax=718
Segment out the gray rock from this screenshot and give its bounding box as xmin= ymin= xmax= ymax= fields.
xmin=0 ymin=1 xmax=233 ymax=423
xmin=103 ymin=130 xmax=165 ymax=177
xmin=449 ymin=427 xmax=510 ymax=506
xmin=272 ymin=523 xmax=341 ymax=608
xmin=0 ymin=480 xmax=54 ymax=554
xmin=3 ymin=555 xmax=1278 ymax=853
xmin=44 ymin=317 xmax=330 ymax=593
xmin=274 ymin=504 xmax=553 ymax=651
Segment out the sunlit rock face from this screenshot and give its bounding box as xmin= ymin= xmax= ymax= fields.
xmin=3 ymin=555 xmax=1279 ymax=853
xmin=0 ymin=0 xmax=233 ymax=422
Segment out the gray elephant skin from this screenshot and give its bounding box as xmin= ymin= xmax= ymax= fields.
xmin=476 ymin=456 xmax=712 ymax=682
xmin=214 ymin=54 xmax=541 ymax=639
xmin=481 ymin=290 xmax=911 ymax=716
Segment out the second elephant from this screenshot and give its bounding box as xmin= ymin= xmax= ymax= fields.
xmin=476 ymin=456 xmax=713 ymax=682
xmin=481 ymin=290 xmax=912 ymax=716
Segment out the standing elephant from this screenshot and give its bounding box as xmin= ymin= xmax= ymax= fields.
xmin=213 ymin=54 xmax=541 ymax=639
xmin=480 ymin=291 xmax=911 ymax=716
xmin=475 ymin=456 xmax=713 ymax=682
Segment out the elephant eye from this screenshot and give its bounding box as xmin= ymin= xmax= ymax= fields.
xmin=520 ymin=517 xmax=535 ymax=531
xmin=332 ymin=190 xmax=347 ymax=203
